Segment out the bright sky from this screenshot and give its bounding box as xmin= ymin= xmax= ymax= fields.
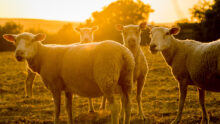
xmin=0 ymin=0 xmax=201 ymax=23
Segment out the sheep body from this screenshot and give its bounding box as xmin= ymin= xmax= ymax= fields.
xmin=187 ymin=41 xmax=220 ymax=91
xmin=24 ymin=43 xmax=81 ymax=98
xmin=3 ymin=32 xmax=134 ymax=124
xmin=162 ymin=39 xmax=220 ymax=91
xmin=32 ymin=40 xmax=134 ymax=124
xmin=149 ymin=26 xmax=220 ymax=124
xmin=27 ymin=40 xmax=135 ymax=94
xmin=115 ymin=23 xmax=148 ymax=119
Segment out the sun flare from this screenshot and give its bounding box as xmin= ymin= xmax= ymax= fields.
xmin=0 ymin=0 xmax=206 ymax=23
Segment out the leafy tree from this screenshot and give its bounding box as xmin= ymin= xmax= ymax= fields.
xmin=0 ymin=22 xmax=23 ymax=51
xmin=54 ymin=23 xmax=79 ymax=44
xmin=190 ymin=0 xmax=220 ymax=41
xmin=190 ymin=0 xmax=213 ymax=22
xmin=41 ymin=23 xmax=79 ymax=45
xmin=84 ymin=0 xmax=153 ymax=44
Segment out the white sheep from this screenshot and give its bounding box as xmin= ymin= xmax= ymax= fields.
xmin=148 ymin=25 xmax=220 ymax=124
xmin=25 ymin=26 xmax=99 ymax=112
xmin=75 ymin=26 xmax=98 ymax=43
xmin=115 ymin=22 xmax=148 ymax=120
xmin=74 ymin=26 xmax=108 ymax=112
xmin=3 ymin=32 xmax=135 ymax=124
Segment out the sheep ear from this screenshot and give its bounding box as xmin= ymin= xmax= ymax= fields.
xmin=115 ymin=24 xmax=124 ymax=31
xmin=92 ymin=26 xmax=99 ymax=32
xmin=139 ymin=22 xmax=147 ymax=30
xmin=169 ymin=27 xmax=180 ymax=35
xmin=34 ymin=33 xmax=46 ymax=42
xmin=3 ymin=34 xmax=17 ymax=43
xmin=74 ymin=27 xmax=81 ymax=32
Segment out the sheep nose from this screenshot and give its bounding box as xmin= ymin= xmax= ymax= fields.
xmin=15 ymin=50 xmax=25 ymax=61
xmin=150 ymin=44 xmax=156 ymax=51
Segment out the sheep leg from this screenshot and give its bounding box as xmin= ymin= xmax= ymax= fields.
xmin=88 ymin=98 xmax=95 ymax=112
xmin=65 ymin=92 xmax=73 ymax=124
xmin=198 ymin=88 xmax=209 ymax=124
xmin=121 ymin=91 xmax=131 ymax=124
xmin=120 ymin=97 xmax=125 ymax=121
xmin=136 ymin=75 xmax=146 ymax=120
xmin=100 ymin=97 xmax=107 ymax=110
xmin=52 ymin=91 xmax=61 ymax=124
xmin=25 ymin=69 xmax=36 ymax=98
xmin=171 ymin=82 xmax=188 ymax=124
xmin=107 ymin=95 xmax=121 ymax=124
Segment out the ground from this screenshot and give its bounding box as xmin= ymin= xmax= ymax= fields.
xmin=1 ymin=46 xmax=220 ymax=124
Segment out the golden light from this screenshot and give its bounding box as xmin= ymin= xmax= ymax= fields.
xmin=0 ymin=0 xmax=210 ymax=23
xmin=0 ymin=0 xmax=116 ymax=22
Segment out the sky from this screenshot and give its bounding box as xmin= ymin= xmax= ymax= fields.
xmin=0 ymin=0 xmax=201 ymax=23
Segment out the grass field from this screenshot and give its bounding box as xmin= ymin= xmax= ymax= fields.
xmin=1 ymin=46 xmax=220 ymax=124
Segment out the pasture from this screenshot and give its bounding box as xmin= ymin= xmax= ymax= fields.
xmin=1 ymin=46 xmax=220 ymax=124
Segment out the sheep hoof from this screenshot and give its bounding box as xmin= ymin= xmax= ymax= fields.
xmin=200 ymin=118 xmax=209 ymax=124
xmin=170 ymin=119 xmax=180 ymax=124
xmin=99 ymin=106 xmax=106 ymax=110
xmin=24 ymin=95 xmax=30 ymax=98
xmin=138 ymin=113 xmax=146 ymax=121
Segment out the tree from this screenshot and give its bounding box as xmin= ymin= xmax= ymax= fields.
xmin=48 ymin=23 xmax=79 ymax=44
xmin=0 ymin=22 xmax=23 ymax=51
xmin=58 ymin=23 xmax=79 ymax=44
xmin=190 ymin=0 xmax=220 ymax=41
xmin=190 ymin=0 xmax=213 ymax=22
xmin=85 ymin=0 xmax=153 ymax=44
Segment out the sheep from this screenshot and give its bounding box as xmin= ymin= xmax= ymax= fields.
xmin=3 ymin=32 xmax=135 ymax=124
xmin=115 ymin=22 xmax=148 ymax=120
xmin=75 ymin=26 xmax=98 ymax=43
xmin=25 ymin=26 xmax=99 ymax=112
xmin=74 ymin=25 xmax=107 ymax=112
xmin=148 ymin=25 xmax=220 ymax=124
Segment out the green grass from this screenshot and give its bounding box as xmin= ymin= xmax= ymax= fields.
xmin=0 ymin=47 xmax=220 ymax=124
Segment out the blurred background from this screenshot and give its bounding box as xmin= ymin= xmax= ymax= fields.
xmin=0 ymin=0 xmax=218 ymax=51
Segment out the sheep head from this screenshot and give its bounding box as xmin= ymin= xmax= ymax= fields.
xmin=149 ymin=26 xmax=180 ymax=54
xmin=115 ymin=22 xmax=146 ymax=49
xmin=3 ymin=32 xmax=45 ymax=61
xmin=75 ymin=26 xmax=99 ymax=43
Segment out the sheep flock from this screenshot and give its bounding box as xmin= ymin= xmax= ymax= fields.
xmin=2 ymin=22 xmax=220 ymax=124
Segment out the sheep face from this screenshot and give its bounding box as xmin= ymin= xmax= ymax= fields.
xmin=115 ymin=22 xmax=146 ymax=49
xmin=75 ymin=26 xmax=98 ymax=43
xmin=3 ymin=32 xmax=45 ymax=61
xmin=149 ymin=27 xmax=180 ymax=54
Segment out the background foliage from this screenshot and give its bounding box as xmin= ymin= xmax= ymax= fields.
xmin=177 ymin=0 xmax=220 ymax=42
